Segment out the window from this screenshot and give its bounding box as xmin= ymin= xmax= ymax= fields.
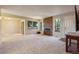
xmin=55 ymin=18 xmax=61 ymax=32
xmin=28 ymin=21 xmax=38 ymax=29
xmin=28 ymin=21 xmax=32 ymax=27
xmin=33 ymin=22 xmax=38 ymax=27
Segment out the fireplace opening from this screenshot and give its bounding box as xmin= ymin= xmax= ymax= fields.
xmin=44 ymin=28 xmax=52 ymax=35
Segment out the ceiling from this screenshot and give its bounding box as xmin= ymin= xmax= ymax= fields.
xmin=0 ymin=5 xmax=79 ymax=19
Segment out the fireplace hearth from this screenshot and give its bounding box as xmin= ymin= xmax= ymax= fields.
xmin=44 ymin=28 xmax=52 ymax=35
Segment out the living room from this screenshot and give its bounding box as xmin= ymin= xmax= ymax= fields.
xmin=0 ymin=5 xmax=79 ymax=54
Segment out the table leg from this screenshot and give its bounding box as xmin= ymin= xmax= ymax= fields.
xmin=69 ymin=39 xmax=71 ymax=46
xmin=77 ymin=40 xmax=79 ymax=53
xmin=66 ymin=36 xmax=68 ymax=52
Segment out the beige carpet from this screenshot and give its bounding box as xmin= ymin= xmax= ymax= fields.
xmin=0 ymin=34 xmax=67 ymax=54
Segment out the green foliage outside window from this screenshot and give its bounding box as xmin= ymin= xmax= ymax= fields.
xmin=55 ymin=18 xmax=60 ymax=32
xmin=33 ymin=22 xmax=38 ymax=27
xmin=28 ymin=21 xmax=32 ymax=27
xmin=28 ymin=21 xmax=38 ymax=29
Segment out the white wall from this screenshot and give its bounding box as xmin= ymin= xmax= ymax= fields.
xmin=0 ymin=17 xmax=25 ymax=35
xmin=0 ymin=20 xmax=1 ymax=34
xmin=0 ymin=7 xmax=1 ymax=34
xmin=53 ymin=12 xmax=76 ymax=38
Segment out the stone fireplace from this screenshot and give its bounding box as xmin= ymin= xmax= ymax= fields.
xmin=43 ymin=16 xmax=53 ymax=36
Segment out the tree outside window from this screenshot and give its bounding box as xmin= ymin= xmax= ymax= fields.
xmin=55 ymin=18 xmax=61 ymax=32
xmin=28 ymin=21 xmax=38 ymax=29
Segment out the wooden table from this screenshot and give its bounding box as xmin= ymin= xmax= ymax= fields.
xmin=66 ymin=34 xmax=79 ymax=53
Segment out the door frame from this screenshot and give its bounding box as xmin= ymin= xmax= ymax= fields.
xmin=21 ymin=19 xmax=25 ymax=34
